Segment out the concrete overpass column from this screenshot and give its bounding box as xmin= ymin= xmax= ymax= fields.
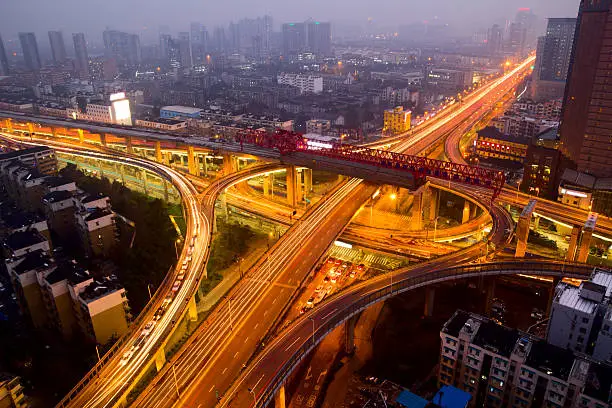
xmin=532 ymin=215 xmax=541 ymax=230
xmin=344 ymin=315 xmax=358 ymax=354
xmin=566 ymin=225 xmax=581 ymax=262
xmin=99 ymin=133 xmax=107 ymax=147
xmin=286 ymin=166 xmax=297 ymax=208
xmin=126 ymin=136 xmax=134 ymax=154
xmin=577 ymin=229 xmax=593 ymax=263
xmin=428 ymin=187 xmax=439 ymax=222
xmin=274 ymin=385 xmax=286 ymax=408
xmin=162 ymin=179 xmax=169 ymax=202
xmin=462 ymin=200 xmax=471 ymax=224
xmin=188 ymin=295 xmax=198 ymax=322
xmin=263 ymin=174 xmax=273 ymax=196
xmin=154 ymin=346 xmax=167 ymax=372
xmin=202 ymin=154 xmax=208 ymax=176
xmin=515 ymin=200 xmax=537 ymax=258
xmin=26 ymin=122 xmax=34 ymax=136
xmin=141 ymin=170 xmax=148 ymax=196
xmin=155 ymin=141 xmax=163 ymax=163
xmin=470 ymin=202 xmax=478 ymax=219
xmin=77 ymin=128 xmax=84 ymax=143
xmin=220 ymin=190 xmax=229 ymax=221
xmin=4 ymin=118 xmax=13 ymax=133
xmin=411 ymin=190 xmax=424 ymax=231
xmin=424 ymin=287 xmax=435 ymax=317
xmin=296 ymin=169 xmax=304 ymax=203
xmin=187 ymin=146 xmax=197 ymax=176
xmin=223 ymin=153 xmax=236 ymax=175
xmin=304 ymin=168 xmax=313 ymax=194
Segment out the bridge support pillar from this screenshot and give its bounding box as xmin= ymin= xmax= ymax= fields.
xmin=296 ymin=169 xmax=304 ymax=203
xmin=344 ymin=315 xmax=358 ymax=354
xmin=470 ymin=202 xmax=478 ymax=219
xmin=274 ymin=384 xmax=286 ymax=408
xmin=4 ymin=118 xmax=13 ymax=133
xmin=428 ymin=187 xmax=439 ymax=222
xmin=220 ymin=190 xmax=229 ymax=221
xmin=77 ymin=128 xmax=84 ymax=143
xmin=141 ymin=170 xmax=149 ymax=196
xmin=304 ymin=168 xmax=313 ymax=195
xmin=533 ymin=215 xmax=541 ymax=230
xmin=515 ymin=216 xmax=530 ymax=258
xmin=566 ymin=225 xmax=581 ymax=262
xmin=154 ymin=346 xmax=167 ymax=372
xmin=462 ymin=200 xmax=471 ymax=224
xmin=286 ymin=166 xmax=297 ymax=208
xmin=26 ymin=122 xmax=34 ymax=136
xmin=223 ymin=153 xmax=237 ymax=175
xmin=410 ymin=190 xmax=424 ymax=231
xmin=424 ymin=287 xmax=435 ymax=317
xmin=577 ymin=229 xmax=593 ymax=263
xmin=187 ymin=146 xmax=197 ymax=176
xmin=263 ymin=174 xmax=273 ymax=197
xmin=126 ymin=136 xmax=134 ymax=154
xmin=188 ymin=295 xmax=198 ymax=322
xmin=155 ymin=141 xmax=163 ymax=163
xmin=99 ymin=133 xmax=107 ymax=147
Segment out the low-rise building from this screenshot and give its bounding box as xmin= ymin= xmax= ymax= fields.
xmin=306 ymin=119 xmax=332 ymax=135
xmin=75 ymin=205 xmax=116 ymax=257
xmin=4 ymin=212 xmax=50 ymax=242
xmin=476 ymin=126 xmax=529 ymax=164
xmin=277 ymin=73 xmax=323 ymax=94
xmin=492 ymin=114 xmax=558 ymax=140
xmin=160 ymin=105 xmax=202 ymax=119
xmin=3 ymin=230 xmax=51 ymax=259
xmin=42 ymin=190 xmax=76 ymax=241
xmin=135 ymin=117 xmax=188 ymax=132
xmin=383 ymin=106 xmax=411 ymax=136
xmin=426 ymin=68 xmax=473 ymax=92
xmin=0 ymin=146 xmax=57 ymax=175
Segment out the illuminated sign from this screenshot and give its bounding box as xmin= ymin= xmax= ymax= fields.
xmin=334 ymin=241 xmax=352 ymax=249
xmin=306 ymin=140 xmax=333 ymax=149
xmin=560 ymin=188 xmax=588 ymax=198
xmin=112 ymin=99 xmax=132 ymax=126
xmin=109 ymin=92 xmax=126 ymax=102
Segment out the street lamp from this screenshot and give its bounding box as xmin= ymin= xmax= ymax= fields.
xmin=248 ymin=388 xmax=257 ymax=406
xmin=147 ymin=283 xmax=153 ymax=300
xmin=174 ymin=238 xmax=181 ymax=259
xmin=433 ymin=216 xmax=442 ymax=242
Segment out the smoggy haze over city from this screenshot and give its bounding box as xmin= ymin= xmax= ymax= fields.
xmin=0 ymin=0 xmax=581 ymax=41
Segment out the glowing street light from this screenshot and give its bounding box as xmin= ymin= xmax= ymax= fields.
xmin=390 ymin=193 xmax=397 ymax=201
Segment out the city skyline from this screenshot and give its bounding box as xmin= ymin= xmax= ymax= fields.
xmin=0 ymin=0 xmax=581 ymax=42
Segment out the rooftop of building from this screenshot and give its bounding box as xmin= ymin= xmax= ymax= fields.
xmin=44 ymin=176 xmax=73 ymax=188
xmin=395 ymin=389 xmax=429 ymax=408
xmin=583 ymin=362 xmax=612 ymax=403
xmin=555 ymin=282 xmax=599 ymax=315
xmin=45 ymin=261 xmax=90 ymax=285
xmin=13 ymin=249 xmax=53 ymax=275
xmin=42 ymin=189 xmax=73 ymax=203
xmin=4 ymin=229 xmax=47 ymax=251
xmin=441 ymin=310 xmax=471 ymax=338
xmin=526 ymin=339 xmax=575 ymax=381
xmin=534 ymin=127 xmax=559 ymax=142
xmin=431 ymin=385 xmax=472 ymax=408
xmin=591 ymin=268 xmax=612 ymax=299
xmin=472 ymin=319 xmax=519 ymax=357
xmin=139 ymin=117 xmax=186 ymax=125
xmin=4 ymin=211 xmax=46 ymax=230
xmin=18 ymin=167 xmax=46 ymax=182
xmin=160 ymin=105 xmax=202 ymax=115
xmin=477 ymin=126 xmax=529 ymax=144
xmin=0 ymin=146 xmax=54 ymax=161
xmin=560 ymin=168 xmax=596 ymax=190
xmin=80 ymin=193 xmax=108 ymax=204
xmin=84 ymin=207 xmax=112 ymax=222
xmin=79 ymin=275 xmax=124 ymax=303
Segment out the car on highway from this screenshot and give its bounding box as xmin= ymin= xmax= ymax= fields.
xmin=119 ymin=350 xmax=134 ymax=366
xmin=142 ymin=322 xmax=156 ymax=336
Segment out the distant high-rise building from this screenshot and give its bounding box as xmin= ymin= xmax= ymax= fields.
xmin=282 ymin=23 xmax=306 ymax=58
xmin=189 ymin=23 xmax=209 ymax=64
xmin=19 ymin=32 xmax=41 ymax=71
xmin=102 ymin=30 xmax=141 ymax=65
xmin=178 ymin=32 xmax=192 ymax=68
xmin=506 ymin=8 xmax=538 ymax=57
xmin=531 ymin=18 xmax=576 ymax=101
xmin=167 ymin=38 xmax=182 ymax=69
xmin=559 ymin=0 xmax=612 ymax=178
xmin=48 ymin=31 xmax=67 ymax=64
xmin=160 ymin=34 xmax=171 ymax=61
xmin=486 ymin=24 xmax=503 ymax=55
xmin=72 ymin=33 xmax=89 ymax=79
xmin=0 ymin=33 xmax=9 ymax=76
xmin=211 ymin=27 xmax=227 ymax=53
xmin=306 ymin=21 xmax=332 ymax=56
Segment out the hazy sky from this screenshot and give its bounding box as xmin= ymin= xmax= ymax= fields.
xmin=0 ymin=0 xmax=581 ymax=41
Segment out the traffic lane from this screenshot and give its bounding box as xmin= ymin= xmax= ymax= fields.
xmin=181 ymin=189 xmax=372 ymax=407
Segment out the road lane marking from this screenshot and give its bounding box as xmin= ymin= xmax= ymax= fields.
xmin=222 ymin=367 xmax=228 ymax=375
xmin=234 ymin=352 xmax=239 ymax=359
xmin=284 ymin=336 xmax=301 ymax=352
xmin=254 ymin=323 xmax=259 ymax=330
xmin=321 ymin=308 xmax=338 ymax=321
xmin=209 ymin=385 xmax=215 ymax=393
xmin=244 ymin=336 xmax=250 ymax=343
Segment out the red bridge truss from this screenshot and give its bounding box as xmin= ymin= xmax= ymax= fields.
xmin=237 ymin=129 xmax=505 ymax=201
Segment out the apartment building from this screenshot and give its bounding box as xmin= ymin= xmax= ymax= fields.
xmin=475 ymin=126 xmax=529 ymax=164
xmin=42 ymin=190 xmax=76 ymax=241
xmin=492 ymin=115 xmax=558 ymax=140
xmin=0 ymin=373 xmax=28 ymax=408
xmin=135 ymin=118 xmax=188 ymax=132
xmin=0 ymin=146 xmax=57 ymax=175
xmin=383 ymin=106 xmax=411 ymax=136
xmin=548 ymin=268 xmax=612 ymax=362
xmin=306 ymin=119 xmax=332 ymax=135
xmin=439 ymin=310 xmax=612 ymax=407
xmin=277 ymin=73 xmax=323 ymax=94
xmin=74 ymin=194 xmax=116 ymax=257
xmin=3 ymin=212 xmax=50 ymax=242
